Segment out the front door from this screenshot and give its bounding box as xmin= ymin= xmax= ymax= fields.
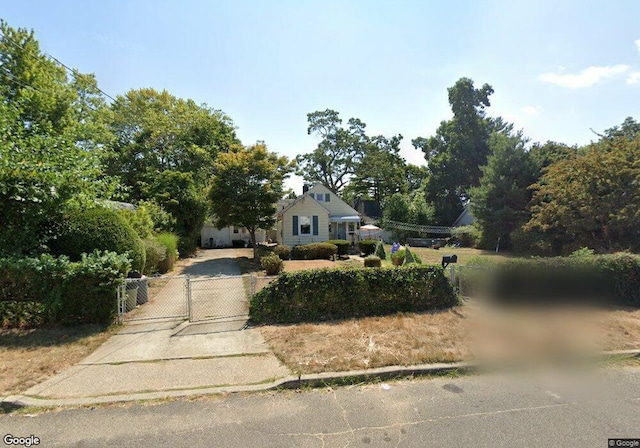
xmin=337 ymin=223 xmax=346 ymax=240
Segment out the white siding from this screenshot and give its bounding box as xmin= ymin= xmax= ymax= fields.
xmin=280 ymin=196 xmax=330 ymax=247
xmin=307 ymin=184 xmax=359 ymax=217
xmin=201 ymin=224 xmax=266 ymax=248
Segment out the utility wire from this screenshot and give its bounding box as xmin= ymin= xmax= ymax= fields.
xmin=0 ymin=30 xmax=117 ymax=102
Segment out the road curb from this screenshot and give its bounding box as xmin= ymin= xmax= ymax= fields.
xmin=3 ymin=350 xmax=639 ymax=409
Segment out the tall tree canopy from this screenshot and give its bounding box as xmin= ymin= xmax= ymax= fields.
xmin=525 ymin=126 xmax=640 ymax=253
xmin=469 ymin=132 xmax=539 ymax=250
xmin=344 ymin=134 xmax=407 ymax=205
xmin=209 ymin=143 xmax=294 ymax=260
xmin=102 ymin=88 xmax=239 ymax=254
xmin=412 ymin=77 xmax=506 ymax=225
xmin=296 ymin=109 xmax=368 ymax=193
xmin=0 ymin=21 xmax=115 ymax=255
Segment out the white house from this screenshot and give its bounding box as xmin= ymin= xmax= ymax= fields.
xmin=276 ymin=183 xmax=361 ymax=247
xmin=200 ymin=220 xmax=267 ymax=248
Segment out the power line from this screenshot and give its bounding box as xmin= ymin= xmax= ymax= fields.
xmin=0 ymin=67 xmax=101 ymax=113
xmin=0 ymin=30 xmax=117 ymax=102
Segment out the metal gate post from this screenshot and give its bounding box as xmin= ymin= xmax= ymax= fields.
xmin=117 ymin=281 xmax=125 ymax=323
xmin=186 ymin=275 xmax=192 ymax=322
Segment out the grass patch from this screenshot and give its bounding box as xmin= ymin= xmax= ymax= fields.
xmin=0 ymin=324 xmax=118 ymax=396
xmin=259 ymin=308 xmax=470 ymax=374
xmin=258 ymin=305 xmax=640 ymax=375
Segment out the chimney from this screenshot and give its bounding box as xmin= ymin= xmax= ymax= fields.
xmin=302 ymin=184 xmax=310 ymax=194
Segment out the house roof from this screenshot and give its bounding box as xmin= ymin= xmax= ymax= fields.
xmin=278 ymin=192 xmax=331 ymax=217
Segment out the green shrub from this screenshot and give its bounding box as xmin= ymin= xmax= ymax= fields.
xmin=0 ymin=251 xmax=130 ymax=327
xmin=359 ymin=240 xmax=377 ymax=256
xmin=451 ymin=225 xmax=482 ymax=248
xmin=260 ymin=254 xmax=284 ymax=275
xmin=143 ymin=238 xmax=167 ymax=275
xmin=325 ymin=240 xmax=350 ymax=256
xmin=273 ymin=245 xmax=291 ymax=260
xmin=156 ymin=233 xmax=179 ymax=273
xmin=391 ymin=249 xmax=405 ymax=266
xmin=403 ymin=247 xmax=418 ymax=265
xmin=256 ymin=245 xmax=273 ymax=259
xmin=364 ymin=255 xmax=382 ymax=267
xmin=569 ymin=247 xmax=596 ymax=258
xmin=118 ymin=207 xmax=154 ymax=239
xmin=291 ymin=243 xmax=338 ymax=260
xmin=374 ymin=241 xmax=387 ymax=260
xmin=51 ymin=207 xmax=146 ymax=272
xmin=250 ymin=265 xmax=458 ymax=324
xmin=460 ymin=253 xmax=640 ymax=306
xmin=232 ymin=239 xmax=246 ymax=248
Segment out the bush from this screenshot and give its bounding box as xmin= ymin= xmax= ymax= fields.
xmin=256 ymin=245 xmax=273 ymax=259
xmin=451 ymin=225 xmax=482 ymax=248
xmin=273 ymin=245 xmax=291 ymax=260
xmin=364 ymin=255 xmax=382 ymax=267
xmin=51 ymin=207 xmax=146 ymax=272
xmin=143 ymin=238 xmax=167 ymax=275
xmin=232 ymin=239 xmax=246 ymax=248
xmin=374 ymin=241 xmax=387 ymax=260
xmin=260 ymin=254 xmax=284 ymax=275
xmin=403 ymin=247 xmax=418 ymax=265
xmin=0 ymin=252 xmax=130 ymax=327
xmin=250 ymin=265 xmax=458 ymax=324
xmin=391 ymin=249 xmax=405 ymax=266
xmin=156 ymin=233 xmax=179 ymax=273
xmin=460 ymin=253 xmax=640 ymax=306
xmin=325 ymin=240 xmax=350 ymax=256
xmin=291 ymin=243 xmax=338 ymax=260
xmin=359 ymin=240 xmax=377 ymax=256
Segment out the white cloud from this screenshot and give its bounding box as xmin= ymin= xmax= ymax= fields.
xmin=636 ymin=39 xmax=640 ymax=54
xmin=520 ymin=106 xmax=540 ymax=117
xmin=627 ymin=71 xmax=640 ymax=85
xmin=539 ymin=65 xmax=629 ymax=88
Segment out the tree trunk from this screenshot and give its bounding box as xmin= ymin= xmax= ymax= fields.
xmin=250 ymin=229 xmax=258 ymax=261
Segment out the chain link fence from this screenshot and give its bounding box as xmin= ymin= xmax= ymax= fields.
xmin=118 ymin=276 xmax=189 ymax=322
xmin=117 ymin=273 xmax=284 ymax=325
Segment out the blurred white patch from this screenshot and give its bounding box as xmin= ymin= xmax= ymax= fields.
xmin=539 ymin=65 xmax=629 ymax=88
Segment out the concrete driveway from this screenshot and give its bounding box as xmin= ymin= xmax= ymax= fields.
xmin=12 ymin=249 xmax=291 ymax=405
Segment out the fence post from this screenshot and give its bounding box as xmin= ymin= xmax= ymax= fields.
xmin=186 ymin=275 xmax=192 ymax=322
xmin=449 ymin=264 xmax=456 ymax=285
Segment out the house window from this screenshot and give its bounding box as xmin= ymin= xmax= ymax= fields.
xmin=233 ymin=226 xmax=239 ymax=234
xmin=348 ymin=223 xmax=355 ymax=233
xmin=328 ymin=224 xmax=332 ymax=233
xmin=315 ymin=193 xmax=323 ymax=202
xmin=299 ymin=216 xmax=311 ymax=235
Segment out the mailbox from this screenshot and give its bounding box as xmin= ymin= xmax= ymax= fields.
xmin=442 ymin=254 xmax=458 ymax=268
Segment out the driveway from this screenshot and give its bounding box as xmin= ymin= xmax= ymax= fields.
xmin=12 ymin=249 xmax=291 ymax=404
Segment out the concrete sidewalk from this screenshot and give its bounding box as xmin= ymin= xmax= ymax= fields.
xmin=7 ymin=318 xmax=291 ymax=406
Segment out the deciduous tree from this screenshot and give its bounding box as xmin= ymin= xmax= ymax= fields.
xmin=209 ymin=143 xmax=294 ymax=260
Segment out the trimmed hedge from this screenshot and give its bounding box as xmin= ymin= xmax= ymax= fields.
xmin=250 ymin=265 xmax=458 ymax=324
xmin=0 ymin=252 xmax=130 ymax=327
xmin=359 ymin=239 xmax=377 ymax=256
xmin=374 ymin=241 xmax=387 ymax=260
xmin=260 ymin=253 xmax=284 ymax=275
xmin=51 ymin=207 xmax=146 ymax=272
xmin=291 ymin=243 xmax=338 ymax=260
xmin=273 ymin=245 xmax=291 ymax=260
xmin=391 ymin=249 xmax=405 ymax=266
xmin=364 ymin=255 xmax=382 ymax=267
xmin=325 ymin=240 xmax=350 ymax=256
xmin=460 ymin=253 xmax=640 ymax=306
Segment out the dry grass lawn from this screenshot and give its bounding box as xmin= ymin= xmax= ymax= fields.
xmin=0 ymin=325 xmax=118 ymax=396
xmin=259 ymin=306 xmax=640 ymax=374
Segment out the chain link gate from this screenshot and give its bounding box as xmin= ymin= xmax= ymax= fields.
xmin=118 ymin=275 xmax=189 ymax=323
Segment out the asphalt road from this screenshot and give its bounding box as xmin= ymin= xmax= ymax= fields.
xmin=2 ymin=366 xmax=639 ymax=447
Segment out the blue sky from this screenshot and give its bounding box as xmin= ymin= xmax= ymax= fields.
xmin=3 ymin=1 xmax=640 ymax=192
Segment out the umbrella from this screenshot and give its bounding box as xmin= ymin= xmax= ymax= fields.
xmin=360 ymin=224 xmax=382 ymax=239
